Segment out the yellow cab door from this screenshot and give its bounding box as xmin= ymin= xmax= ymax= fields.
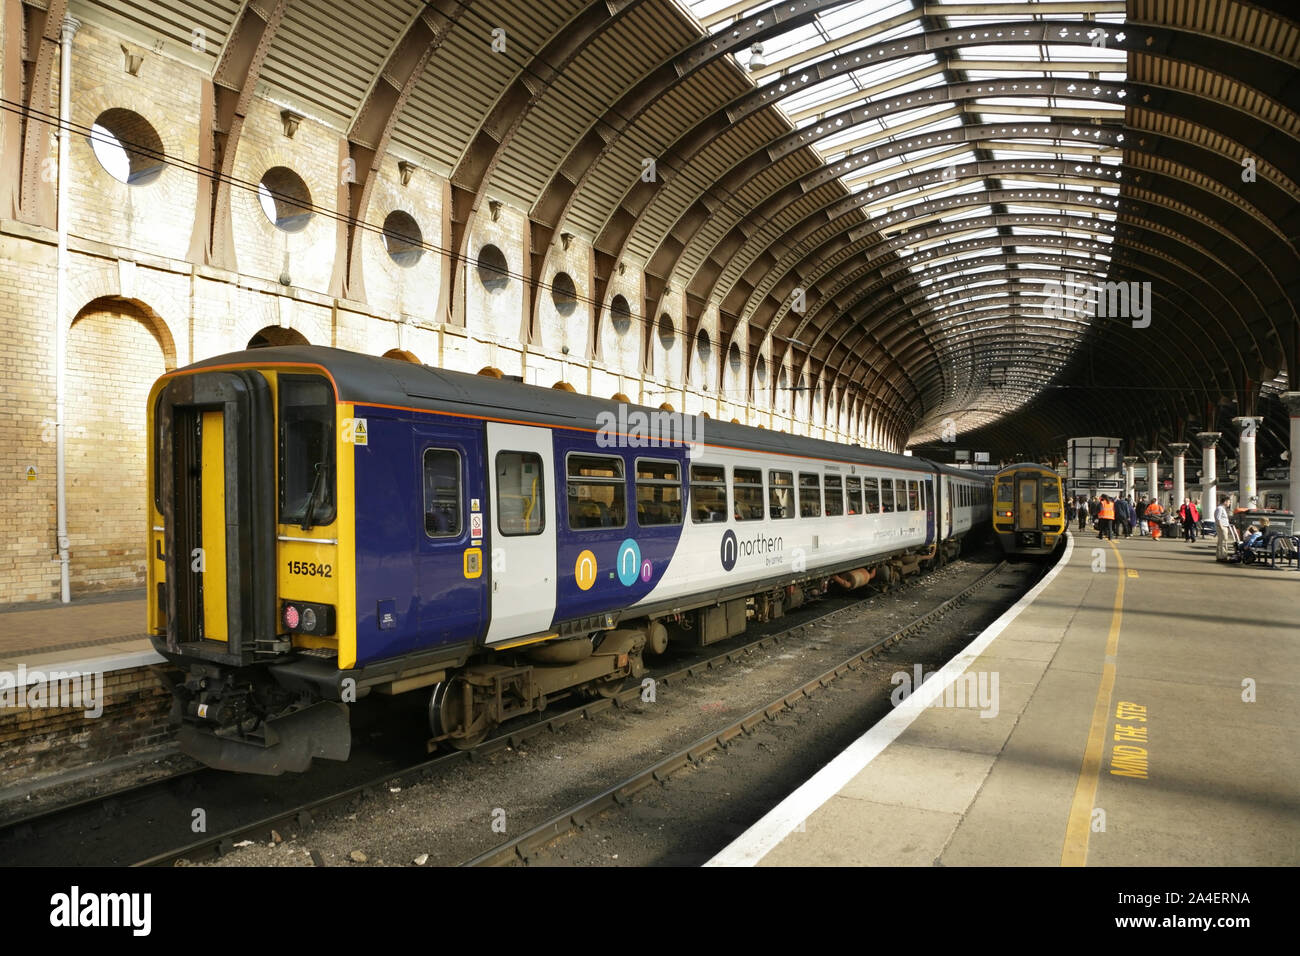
xmin=1016 ymin=473 xmax=1040 ymax=530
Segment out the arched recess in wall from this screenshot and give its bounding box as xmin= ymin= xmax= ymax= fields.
xmin=383 ymin=349 xmax=420 ymax=363
xmin=248 ymin=326 xmax=310 ymax=348
xmin=476 ymin=366 xmax=504 ymax=378
xmin=552 ymin=381 xmax=577 ymax=392
xmin=66 ymin=296 xmax=176 ymax=594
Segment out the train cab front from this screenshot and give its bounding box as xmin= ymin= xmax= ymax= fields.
xmin=146 ymin=362 xmax=352 ymax=775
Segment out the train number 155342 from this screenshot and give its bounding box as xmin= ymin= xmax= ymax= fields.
xmin=287 ymin=560 xmax=332 ymax=578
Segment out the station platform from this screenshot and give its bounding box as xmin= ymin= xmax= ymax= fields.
xmin=709 ymin=531 xmax=1300 ymax=867
xmin=0 ymin=589 xmax=159 ymax=677
xmin=0 ymin=590 xmax=170 ymax=787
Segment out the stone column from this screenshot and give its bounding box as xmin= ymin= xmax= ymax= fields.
xmin=1232 ymin=416 xmax=1262 ymax=509
xmin=1143 ymin=450 xmax=1160 ymax=502
xmin=1168 ymin=442 xmax=1189 ymax=511
xmin=1123 ymin=455 xmax=1138 ymax=500
xmin=1282 ymin=393 xmax=1300 ymax=515
xmin=1196 ymin=432 xmax=1220 ymax=520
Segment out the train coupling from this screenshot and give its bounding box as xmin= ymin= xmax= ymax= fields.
xmin=179 ymin=701 xmax=351 ymax=775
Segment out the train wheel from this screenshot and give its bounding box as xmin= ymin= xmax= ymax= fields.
xmin=428 ymin=677 xmax=490 ymax=750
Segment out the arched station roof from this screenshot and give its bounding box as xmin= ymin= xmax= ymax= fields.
xmin=99 ymin=0 xmax=1300 ymax=458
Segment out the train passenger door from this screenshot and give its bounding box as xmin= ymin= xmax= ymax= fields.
xmin=414 ymin=424 xmax=485 ymax=648
xmin=924 ymin=476 xmax=936 ymax=544
xmin=485 ymin=423 xmax=556 ymax=643
xmin=1016 ymin=473 xmax=1040 ymax=531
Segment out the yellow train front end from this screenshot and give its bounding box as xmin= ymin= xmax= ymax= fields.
xmin=993 ymin=465 xmax=1066 ymax=556
xmin=145 ymin=359 xmax=357 ymax=773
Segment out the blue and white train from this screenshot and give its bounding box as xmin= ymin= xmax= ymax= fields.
xmin=145 ymin=346 xmax=991 ymax=773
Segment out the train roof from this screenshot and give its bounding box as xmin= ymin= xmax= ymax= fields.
xmin=179 ymin=345 xmax=988 ymax=481
xmin=994 ymin=462 xmax=1057 ymax=475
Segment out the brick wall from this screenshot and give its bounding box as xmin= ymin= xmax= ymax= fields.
xmin=65 ymin=299 xmax=172 ymax=593
xmin=0 ymin=665 xmax=177 ymax=781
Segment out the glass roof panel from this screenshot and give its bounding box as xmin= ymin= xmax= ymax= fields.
xmin=683 ymin=0 xmax=1130 ymax=435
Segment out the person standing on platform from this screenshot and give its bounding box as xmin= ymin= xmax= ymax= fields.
xmin=1214 ymin=495 xmax=1232 ymax=561
xmin=1134 ymin=496 xmax=1147 ymax=535
xmin=1096 ymin=494 xmax=1115 ymax=540
xmin=1144 ymin=497 xmax=1165 ymax=540
xmin=1116 ymin=495 xmax=1133 ymax=537
xmin=1178 ymin=497 xmax=1201 ymax=542
xmin=1076 ymin=496 xmax=1089 ymax=531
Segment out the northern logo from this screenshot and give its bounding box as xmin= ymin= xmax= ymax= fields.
xmin=720 ymin=529 xmax=738 ymax=571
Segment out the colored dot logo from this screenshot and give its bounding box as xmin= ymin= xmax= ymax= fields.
xmin=574 ymin=549 xmax=597 ymax=591
xmin=720 ymin=529 xmax=738 ymax=571
xmin=640 ymin=558 xmax=653 ymax=583
xmin=616 ymin=538 xmax=641 ymax=587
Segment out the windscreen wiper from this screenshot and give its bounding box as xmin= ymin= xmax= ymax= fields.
xmin=301 ymin=462 xmax=327 ymax=531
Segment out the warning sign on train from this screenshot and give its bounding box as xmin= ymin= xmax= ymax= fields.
xmin=342 ymin=418 xmax=368 ymax=445
xmin=470 ymin=513 xmax=483 ymax=539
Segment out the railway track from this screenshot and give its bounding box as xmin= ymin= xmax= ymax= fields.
xmin=461 ymin=558 xmax=1015 ymax=867
xmin=0 ymin=553 xmax=1004 ymax=866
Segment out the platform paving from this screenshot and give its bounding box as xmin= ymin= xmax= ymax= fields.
xmin=0 ymin=590 xmax=155 ymax=675
xmin=713 ymin=532 xmax=1300 ymax=867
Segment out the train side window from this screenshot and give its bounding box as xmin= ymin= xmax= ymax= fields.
xmin=881 ymin=478 xmax=895 ymax=513
xmin=635 ymin=458 xmax=682 ymax=526
xmin=423 ymin=448 xmax=462 ymax=538
xmin=690 ymin=465 xmax=728 ymax=523
xmin=1041 ymin=478 xmax=1061 ymax=503
xmin=863 ymin=476 xmax=880 ymax=513
xmin=769 ymin=470 xmax=794 ymax=518
xmin=908 ymin=480 xmax=920 ymax=512
xmin=733 ymin=467 xmax=764 ymax=521
xmin=496 ymin=451 xmax=545 ymax=536
xmin=567 ymin=453 xmax=627 ymax=530
xmin=846 ymin=475 xmax=862 ymax=515
xmin=799 ymin=473 xmax=821 ymax=518
xmin=824 ymin=474 xmax=844 ymax=516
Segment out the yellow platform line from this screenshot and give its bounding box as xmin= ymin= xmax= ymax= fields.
xmin=1061 ymin=539 xmax=1125 ymax=866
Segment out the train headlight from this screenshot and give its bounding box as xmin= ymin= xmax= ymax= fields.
xmin=302 ymin=607 xmax=317 ymax=631
xmin=284 ymin=605 xmax=300 ymax=630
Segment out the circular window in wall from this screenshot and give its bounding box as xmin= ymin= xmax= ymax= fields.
xmin=552 ymin=272 xmax=578 ymax=316
xmin=477 ymin=244 xmax=510 ymax=291
xmin=610 ymin=295 xmax=632 ymax=336
xmin=696 ymin=329 xmax=711 ymax=366
xmin=258 ymin=166 xmax=313 ymax=232
xmin=728 ymin=342 xmax=743 ymax=375
xmin=658 ymin=314 xmax=675 ymax=349
xmin=382 ymin=211 xmax=423 ymax=267
xmin=88 ymin=108 xmax=166 ymax=185
xmin=755 ymin=354 xmax=768 ymax=385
